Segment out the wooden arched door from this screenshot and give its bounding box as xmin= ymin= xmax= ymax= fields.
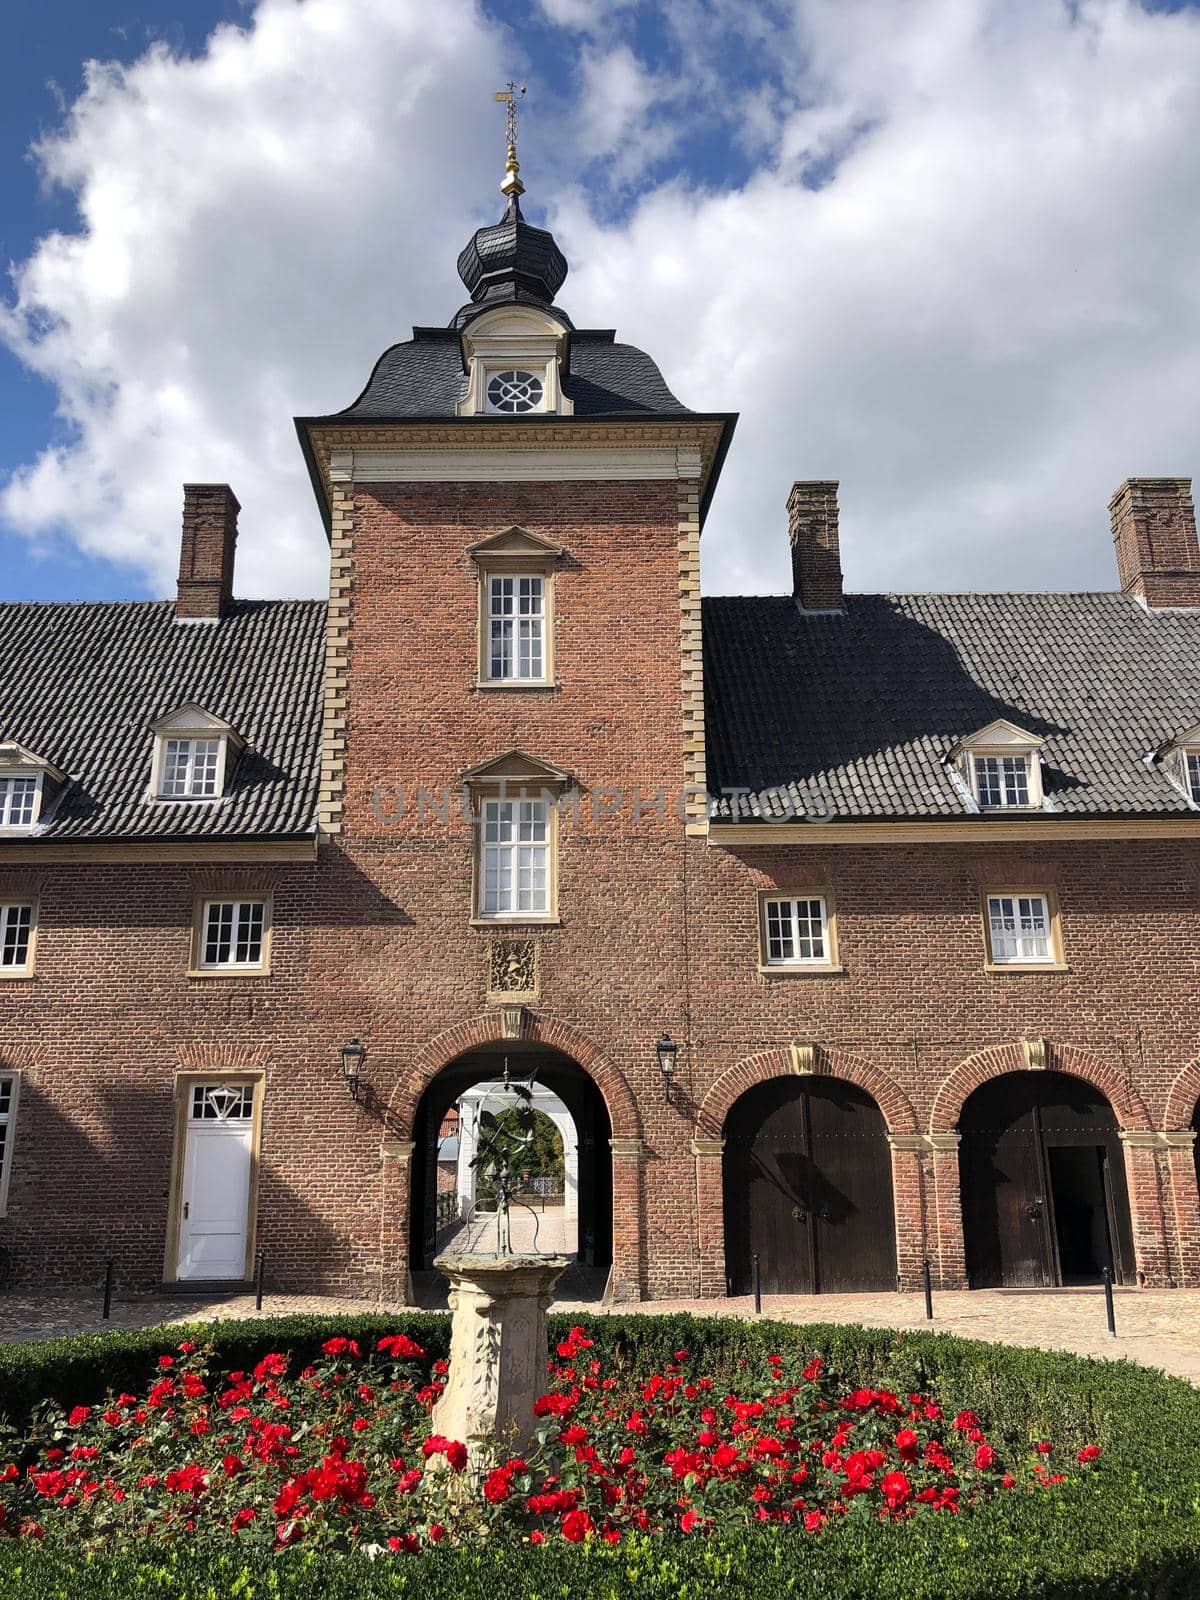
xmin=959 ymin=1071 xmax=1134 ymax=1288
xmin=723 ymin=1077 xmax=896 ymax=1295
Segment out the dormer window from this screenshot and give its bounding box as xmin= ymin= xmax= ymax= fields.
xmin=457 ymin=306 xmax=572 ymax=418
xmin=161 ymin=738 xmax=221 ymax=798
xmin=949 ymin=720 xmax=1046 ymax=810
xmin=0 ymin=742 xmax=67 ymax=834
xmin=973 ymin=754 xmax=1030 ymax=808
xmin=150 ymin=706 xmax=244 ymax=803
xmin=0 ymin=777 xmax=39 ymax=829
xmin=1154 ymin=725 xmax=1200 ymax=807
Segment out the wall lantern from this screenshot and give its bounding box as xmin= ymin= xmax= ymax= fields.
xmin=341 ymin=1037 xmax=366 ymax=1103
xmin=655 ymin=1032 xmax=678 ymax=1100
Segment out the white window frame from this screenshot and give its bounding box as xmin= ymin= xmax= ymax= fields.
xmin=476 ymin=795 xmax=554 ymax=921
xmin=952 ymin=721 xmax=1045 ymax=811
xmin=0 ymin=900 xmax=37 ymax=978
xmin=191 ymin=896 xmax=271 ymax=975
xmin=1182 ymin=748 xmax=1200 ymax=807
xmin=456 ymin=306 xmax=572 ymax=418
xmin=0 ymin=772 xmax=44 ymax=832
xmin=485 ymin=573 xmax=548 ymax=683
xmin=155 ymin=736 xmax=226 ymax=800
xmin=972 ymin=753 xmax=1033 ymax=809
xmin=983 ymin=889 xmax=1063 ymax=969
xmin=758 ymin=891 xmax=840 ymax=972
xmin=0 ymin=1071 xmax=20 ymax=1216
xmin=484 ymin=366 xmax=549 ymax=415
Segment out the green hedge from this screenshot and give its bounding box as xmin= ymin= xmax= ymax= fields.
xmin=1 ymin=1310 xmax=1199 ymax=1597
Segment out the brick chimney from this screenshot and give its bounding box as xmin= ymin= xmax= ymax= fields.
xmin=1110 ymin=477 xmax=1200 ymax=609
xmin=176 ymin=484 xmax=240 ymax=620
xmin=788 ymin=481 xmax=843 ymax=611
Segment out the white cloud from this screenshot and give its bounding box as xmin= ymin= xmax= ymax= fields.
xmin=4 ymin=0 xmax=1200 ymax=603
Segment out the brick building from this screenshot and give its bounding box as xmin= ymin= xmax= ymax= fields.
xmin=2 ymin=152 xmax=1200 ymax=1303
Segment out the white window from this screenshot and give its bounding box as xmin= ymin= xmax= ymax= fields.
xmin=986 ymin=893 xmax=1055 ymax=965
xmin=487 ymin=575 xmax=546 ymax=682
xmin=0 ymin=775 xmax=40 ymax=829
xmin=974 ymin=755 xmax=1030 ymax=808
xmin=0 ymin=904 xmax=34 ymax=975
xmin=762 ymin=895 xmax=830 ymax=966
xmin=0 ymin=1073 xmax=18 ymax=1214
xmin=190 ymin=1082 xmax=254 ymax=1121
xmin=197 ymin=899 xmax=267 ymax=970
xmin=1186 ymin=751 xmax=1200 ymax=805
xmin=480 ymin=797 xmax=550 ymax=917
xmin=486 ymin=368 xmax=545 ymax=414
xmin=160 ymin=738 xmax=221 ymax=799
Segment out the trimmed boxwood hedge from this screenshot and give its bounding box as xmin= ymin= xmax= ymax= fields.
xmin=1 ymin=1309 xmax=1199 ymax=1597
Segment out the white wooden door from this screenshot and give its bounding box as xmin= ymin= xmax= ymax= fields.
xmin=176 ymin=1083 xmax=255 ymax=1280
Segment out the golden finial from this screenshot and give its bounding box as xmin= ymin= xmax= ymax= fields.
xmin=493 ymin=81 xmax=526 ymax=199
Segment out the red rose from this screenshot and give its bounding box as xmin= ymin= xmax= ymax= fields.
xmin=804 ymin=1510 xmax=825 ymax=1533
xmin=674 ymin=1350 xmax=690 ymax=1362
xmin=974 ymin=1444 xmax=997 ymax=1470
xmin=530 ymin=1530 xmax=546 ymax=1545
xmin=321 ymin=1337 xmax=360 ymax=1358
xmin=352 ymin=1417 xmax=370 ymax=1433
xmin=429 ymin=1524 xmax=445 ymax=1542
xmin=561 ymin=1508 xmax=593 ymax=1542
xmin=895 ymin=1428 xmax=920 ymax=1462
xmin=881 ymin=1471 xmax=911 ymax=1509
xmin=231 ymin=1507 xmax=256 ymax=1532
xmin=680 ymin=1508 xmax=701 ymax=1533
xmin=378 ymin=1334 xmax=425 ymax=1359
xmin=157 ymin=1356 xmax=174 ymax=1370
xmin=1078 ymin=1444 xmax=1101 ymax=1463
xmin=67 ymin=1406 xmax=90 ymax=1427
xmin=253 ymin=1353 xmax=287 ymax=1383
xmin=952 ymin=1410 xmax=980 ymax=1432
xmin=484 ymin=1468 xmax=513 ymax=1503
xmin=1035 ymin=1441 xmax=1053 ymax=1455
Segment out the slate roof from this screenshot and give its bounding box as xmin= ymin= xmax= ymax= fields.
xmin=0 ymin=599 xmax=325 ymax=842
xmin=703 ymin=591 xmax=1200 ymax=823
xmin=333 ymin=327 xmax=692 ymax=420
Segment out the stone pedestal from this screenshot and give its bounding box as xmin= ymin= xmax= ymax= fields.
xmin=432 ymin=1253 xmax=570 ymax=1457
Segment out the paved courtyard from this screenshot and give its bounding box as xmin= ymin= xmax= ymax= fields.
xmin=2 ymin=1282 xmax=1199 ymax=1383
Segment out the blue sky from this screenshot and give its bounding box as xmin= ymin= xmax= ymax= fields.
xmin=3 ymin=0 xmax=1200 ymax=606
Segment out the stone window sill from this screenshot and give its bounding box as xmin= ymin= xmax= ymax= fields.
xmin=982 ymin=962 xmax=1069 ymax=975
xmin=758 ymin=963 xmax=845 ymax=978
xmin=471 ymin=680 xmax=560 ymax=693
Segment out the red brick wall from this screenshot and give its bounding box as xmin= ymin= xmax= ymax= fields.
xmin=3 ymin=475 xmax=1200 ymax=1299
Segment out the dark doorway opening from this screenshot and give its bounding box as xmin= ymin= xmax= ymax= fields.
xmin=723 ymin=1076 xmax=896 ymax=1296
xmin=409 ymin=1042 xmax=611 ymax=1304
xmin=1047 ymin=1146 xmax=1116 ymax=1284
xmin=960 ymin=1071 xmax=1134 ymax=1289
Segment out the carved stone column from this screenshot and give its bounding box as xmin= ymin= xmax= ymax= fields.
xmin=432 ymin=1253 xmax=570 ymax=1460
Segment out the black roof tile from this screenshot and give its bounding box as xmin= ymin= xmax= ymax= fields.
xmin=704 ymin=591 xmax=1200 ymax=822
xmin=0 ymin=599 xmax=325 ymax=841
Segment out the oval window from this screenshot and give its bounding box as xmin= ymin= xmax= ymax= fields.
xmin=487 ymin=369 xmax=545 ymax=413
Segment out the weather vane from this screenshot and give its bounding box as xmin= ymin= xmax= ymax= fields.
xmin=493 ymin=81 xmax=527 ymax=200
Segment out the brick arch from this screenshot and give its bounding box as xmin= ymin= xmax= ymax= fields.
xmin=930 ymin=1041 xmax=1152 ymax=1133
xmin=175 ymin=1043 xmax=272 ymax=1071
xmin=1165 ymin=1059 xmax=1200 ymax=1131
xmin=385 ymin=1012 xmax=641 ymax=1141
xmin=697 ymin=1046 xmax=918 ymax=1136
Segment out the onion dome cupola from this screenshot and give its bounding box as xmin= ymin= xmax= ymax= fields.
xmin=451 ymin=120 xmax=570 ymax=330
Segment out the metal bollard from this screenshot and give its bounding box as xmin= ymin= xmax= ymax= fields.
xmin=1103 ymin=1265 xmax=1116 ymax=1338
xmin=102 ymin=1259 xmax=113 ymax=1321
xmin=254 ymin=1250 xmax=265 ymax=1312
xmin=923 ymin=1257 xmax=934 ymax=1321
xmin=752 ymin=1252 xmax=761 ymax=1316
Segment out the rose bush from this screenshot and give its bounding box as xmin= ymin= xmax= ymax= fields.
xmin=0 ymin=1324 xmax=1101 ymax=1554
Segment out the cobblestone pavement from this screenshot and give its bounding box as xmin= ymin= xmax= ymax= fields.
xmin=2 ymin=1284 xmax=1198 ymax=1383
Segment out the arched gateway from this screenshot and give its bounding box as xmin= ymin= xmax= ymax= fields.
xmin=959 ymin=1071 xmax=1135 ymax=1287
xmin=408 ymin=1041 xmax=613 ymax=1291
xmin=723 ymin=1077 xmax=896 ymax=1295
